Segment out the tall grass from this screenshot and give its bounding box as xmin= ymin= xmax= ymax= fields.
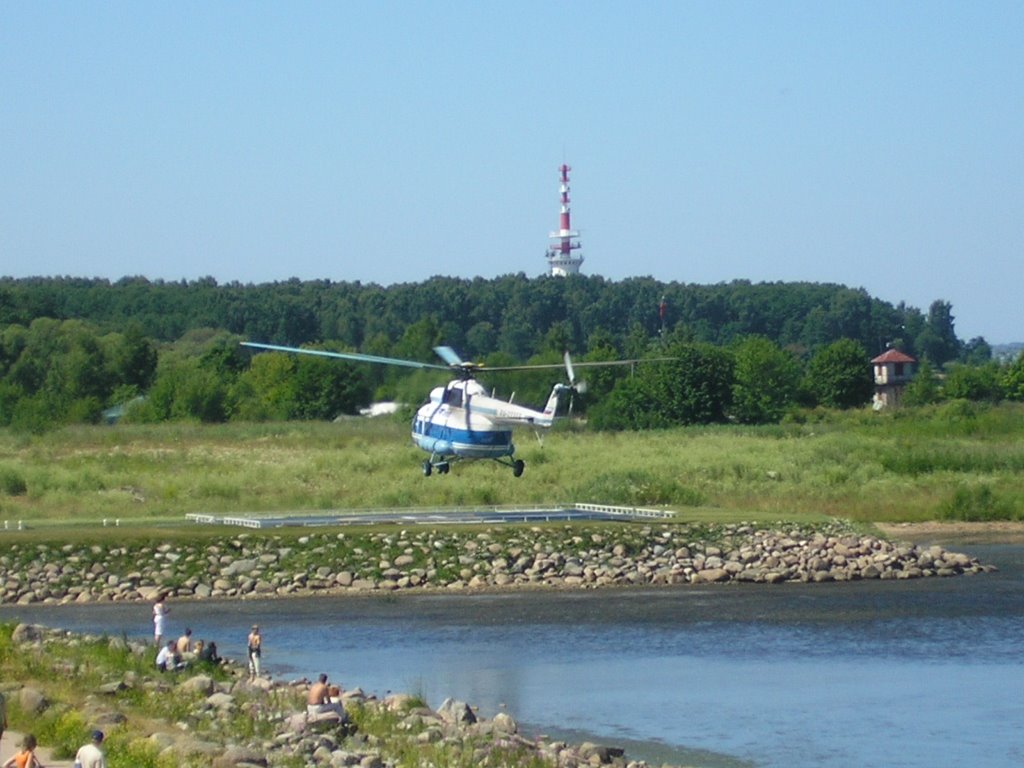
xmin=2 ymin=403 xmax=1024 ymax=523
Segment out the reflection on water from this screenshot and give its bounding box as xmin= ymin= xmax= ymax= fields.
xmin=2 ymin=543 xmax=1023 ymax=768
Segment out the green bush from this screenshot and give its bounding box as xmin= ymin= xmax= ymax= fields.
xmin=879 ymin=444 xmax=1024 ymax=476
xmin=0 ymin=466 xmax=27 ymax=496
xmin=105 ymin=734 xmax=178 ymax=768
xmin=573 ymin=470 xmax=704 ymax=507
xmin=22 ymin=706 xmax=88 ymax=759
xmin=939 ymin=484 xmax=1015 ymax=521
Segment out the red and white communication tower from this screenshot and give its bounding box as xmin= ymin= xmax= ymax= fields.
xmin=546 ymin=163 xmax=584 ymax=276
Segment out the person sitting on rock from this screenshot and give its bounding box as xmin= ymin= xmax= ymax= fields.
xmin=156 ymin=640 xmax=184 ymax=672
xmin=306 ymin=673 xmax=345 ymax=718
xmin=198 ymin=640 xmax=221 ymax=665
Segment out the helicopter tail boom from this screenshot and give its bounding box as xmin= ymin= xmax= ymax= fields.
xmin=536 ymin=382 xmax=570 ymax=427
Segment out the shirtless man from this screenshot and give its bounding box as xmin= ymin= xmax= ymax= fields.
xmin=247 ymin=625 xmax=262 ymax=679
xmin=176 ymin=627 xmax=192 ymax=655
xmin=306 ymin=673 xmax=344 ymax=717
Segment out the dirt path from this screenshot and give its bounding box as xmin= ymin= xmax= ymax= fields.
xmin=878 ymin=520 xmax=1024 ymax=544
xmin=1 ymin=730 xmax=75 ymax=768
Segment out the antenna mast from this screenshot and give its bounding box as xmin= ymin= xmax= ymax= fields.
xmin=546 ymin=164 xmax=584 ymax=276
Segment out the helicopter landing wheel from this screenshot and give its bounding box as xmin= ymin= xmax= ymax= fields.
xmin=422 ymin=460 xmax=432 ymax=477
xmin=438 ymin=462 xmax=450 ymax=475
xmin=512 ymin=459 xmax=525 ymax=477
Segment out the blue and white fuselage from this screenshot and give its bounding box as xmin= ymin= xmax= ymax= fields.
xmin=411 ymin=379 xmax=564 ymax=470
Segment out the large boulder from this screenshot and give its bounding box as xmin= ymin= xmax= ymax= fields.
xmin=18 ymin=686 xmax=48 ymax=714
xmin=148 ymin=732 xmax=177 ymax=751
xmin=179 ymin=674 xmax=215 ymax=696
xmin=212 ymin=745 xmax=268 ymax=767
xmin=206 ymin=692 xmax=236 ymax=710
xmin=94 ymin=711 xmax=128 ymax=728
xmin=578 ymin=741 xmax=625 ymax=764
xmin=222 ymin=559 xmax=258 ymax=577
xmin=11 ymin=623 xmax=46 ymax=645
xmin=437 ymin=697 xmax=476 ymax=726
xmin=283 ymin=712 xmax=308 ymax=734
xmin=693 ymin=567 xmax=729 ymax=584
xmin=492 ymin=711 xmax=518 ymax=734
xmin=383 ymin=693 xmax=417 ymax=712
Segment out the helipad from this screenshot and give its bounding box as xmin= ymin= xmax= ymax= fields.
xmin=186 ymin=503 xmax=674 ymax=529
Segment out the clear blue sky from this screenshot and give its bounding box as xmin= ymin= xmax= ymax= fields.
xmin=2 ymin=2 xmax=1022 ymax=343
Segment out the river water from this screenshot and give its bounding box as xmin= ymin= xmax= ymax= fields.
xmin=2 ymin=539 xmax=1022 ymax=768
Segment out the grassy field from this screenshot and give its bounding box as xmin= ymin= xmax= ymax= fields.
xmin=1 ymin=400 xmax=1023 ymax=526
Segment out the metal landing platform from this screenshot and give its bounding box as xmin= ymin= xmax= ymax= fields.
xmin=185 ymin=503 xmax=674 ymax=529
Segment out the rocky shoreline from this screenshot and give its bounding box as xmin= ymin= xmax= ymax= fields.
xmin=5 ymin=622 xmax=673 ymax=768
xmin=0 ymin=522 xmax=999 ymax=767
xmin=0 ymin=521 xmax=995 ymax=606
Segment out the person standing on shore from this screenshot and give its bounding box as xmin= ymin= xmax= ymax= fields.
xmin=74 ymin=730 xmax=106 ymax=768
xmin=152 ymin=593 xmax=168 ymax=648
xmin=247 ymin=624 xmax=262 ymax=679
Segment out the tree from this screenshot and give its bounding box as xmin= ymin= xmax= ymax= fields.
xmin=961 ymin=337 xmax=992 ymax=365
xmin=1001 ymin=353 xmax=1024 ymax=402
xmin=590 ymin=343 xmax=734 ymax=429
xmin=176 ymin=364 xmax=232 ymax=422
xmin=943 ymin=363 xmax=1003 ymax=402
xmin=139 ymin=357 xmax=233 ymax=423
xmin=291 ymin=355 xmax=371 ymax=419
xmin=233 ymin=352 xmax=298 ymax=421
xmin=1 ymin=276 xmax=968 ymax=369
xmin=902 ymin=358 xmax=941 ymax=406
xmin=916 ymin=300 xmax=961 ymax=366
xmin=577 ymin=329 xmax=627 ymax=405
xmin=805 ymin=339 xmax=873 ymax=409
xmin=730 ymin=336 xmax=802 ymax=424
xmin=114 ymin=323 xmax=159 ymax=391
xmin=465 ymin=321 xmax=497 ymax=358
xmin=392 ymin=317 xmax=442 ymax=362
xmin=0 ymin=318 xmax=122 ymax=428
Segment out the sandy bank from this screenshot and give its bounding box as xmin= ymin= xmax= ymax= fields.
xmin=876 ymin=520 xmax=1024 ymax=544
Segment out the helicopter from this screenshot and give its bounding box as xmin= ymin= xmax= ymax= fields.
xmin=241 ymin=341 xmax=612 ymax=477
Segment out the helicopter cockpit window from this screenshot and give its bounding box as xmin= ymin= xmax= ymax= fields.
xmin=445 ymin=387 xmax=463 ymax=408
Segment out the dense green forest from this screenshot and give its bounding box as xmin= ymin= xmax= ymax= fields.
xmin=0 ymin=274 xmax=980 ymax=358
xmin=1 ymin=274 xmax=1017 ymax=432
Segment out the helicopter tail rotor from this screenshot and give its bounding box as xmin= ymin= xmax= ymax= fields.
xmin=563 ymin=351 xmax=587 ymax=418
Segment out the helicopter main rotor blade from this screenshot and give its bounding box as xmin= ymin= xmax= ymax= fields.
xmin=241 ymin=342 xmax=450 ymax=371
xmin=433 ymin=346 xmax=574 ymax=373
xmin=244 ymin=342 xmax=676 ymax=375
xmin=564 ymin=357 xmax=675 ymax=368
xmin=433 ymin=346 xmax=465 ymax=366
xmin=479 ymin=356 xmax=676 ymax=373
